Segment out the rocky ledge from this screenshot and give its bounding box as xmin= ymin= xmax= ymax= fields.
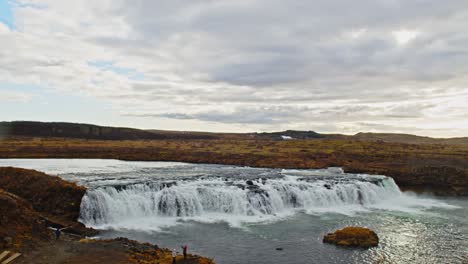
xmin=0 ymin=167 xmax=214 ymax=264
xmin=323 ymin=226 xmax=379 ymax=248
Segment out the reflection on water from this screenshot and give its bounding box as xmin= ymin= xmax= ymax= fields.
xmin=98 ymin=203 xmax=468 ymax=264
xmin=349 ymin=207 xmax=468 ymax=264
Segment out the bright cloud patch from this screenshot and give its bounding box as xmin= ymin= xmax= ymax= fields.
xmin=348 ymin=28 xmax=367 ymax=39
xmin=392 ymin=29 xmax=420 ymax=45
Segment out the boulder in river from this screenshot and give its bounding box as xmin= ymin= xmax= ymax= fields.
xmin=323 ymin=226 xmax=379 ymax=248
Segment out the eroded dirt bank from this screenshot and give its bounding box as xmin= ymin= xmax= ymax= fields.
xmin=0 ymin=167 xmax=214 ymax=264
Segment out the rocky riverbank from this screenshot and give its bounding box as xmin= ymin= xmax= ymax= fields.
xmin=0 ymin=167 xmax=214 ymax=264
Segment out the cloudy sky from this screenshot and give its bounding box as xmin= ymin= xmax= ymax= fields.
xmin=1 ymin=0 xmax=467 ymax=137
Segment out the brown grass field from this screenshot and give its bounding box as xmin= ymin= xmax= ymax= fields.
xmin=1 ymin=136 xmax=467 ymax=195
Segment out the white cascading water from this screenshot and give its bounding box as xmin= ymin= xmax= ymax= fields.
xmin=0 ymin=158 xmax=455 ymax=231
xmin=0 ymin=159 xmax=455 ymax=232
xmin=79 ymin=175 xmax=417 ymax=229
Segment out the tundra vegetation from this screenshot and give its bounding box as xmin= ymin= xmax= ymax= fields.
xmin=0 ymin=135 xmax=467 ymax=195
xmin=0 ymin=121 xmax=467 ymax=195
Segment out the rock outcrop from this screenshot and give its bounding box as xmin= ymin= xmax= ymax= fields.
xmin=0 ymin=167 xmax=98 ymax=251
xmin=0 ymin=167 xmax=215 ymax=263
xmin=323 ymin=226 xmax=379 ymax=248
xmin=0 ymin=167 xmax=85 ymax=222
xmin=0 ymin=189 xmax=47 ymax=250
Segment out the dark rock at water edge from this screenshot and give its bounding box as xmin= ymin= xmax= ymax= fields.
xmin=323 ymin=226 xmax=379 ymax=248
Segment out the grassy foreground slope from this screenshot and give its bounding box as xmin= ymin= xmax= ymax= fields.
xmin=1 ymin=135 xmax=467 ymax=195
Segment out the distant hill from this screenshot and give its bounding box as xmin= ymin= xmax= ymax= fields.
xmin=0 ymin=121 xmax=167 ymax=140
xmin=0 ymin=121 xmax=216 ymax=140
xmin=146 ymin=129 xmax=223 ymax=140
xmin=254 ymin=130 xmax=326 ymax=140
xmin=353 ymin=132 xmax=468 ymax=145
xmin=1 ymin=121 xmax=466 ymax=144
xmin=258 ymin=131 xmax=468 ymax=145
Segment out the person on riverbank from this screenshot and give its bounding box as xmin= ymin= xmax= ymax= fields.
xmin=54 ymin=227 xmax=61 ymax=240
xmin=181 ymin=245 xmax=187 ymax=259
xmin=172 ymin=248 xmax=177 ymax=264
xmin=51 ymin=226 xmax=69 ymax=240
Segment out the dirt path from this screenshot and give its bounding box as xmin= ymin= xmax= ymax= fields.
xmin=16 ymin=234 xmax=128 ymax=264
xmin=15 ymin=233 xmax=213 ymax=264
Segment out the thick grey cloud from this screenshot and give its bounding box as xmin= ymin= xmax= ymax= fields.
xmin=128 ymin=102 xmax=434 ymax=125
xmin=1 ymin=0 xmax=467 ymax=136
xmin=110 ymin=0 xmax=468 ymax=86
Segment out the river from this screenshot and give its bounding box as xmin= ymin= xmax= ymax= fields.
xmin=0 ymin=159 xmax=466 ymax=264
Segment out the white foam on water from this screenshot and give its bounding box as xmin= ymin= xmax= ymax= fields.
xmin=79 ymin=174 xmax=456 ymax=231
xmin=281 ymin=167 xmax=345 ymax=176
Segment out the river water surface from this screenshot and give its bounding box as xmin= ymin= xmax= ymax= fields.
xmin=1 ymin=159 xmax=467 ymax=264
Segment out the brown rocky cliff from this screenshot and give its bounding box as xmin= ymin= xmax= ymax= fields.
xmin=0 ymin=167 xmax=92 ymax=251
xmin=0 ymin=167 xmax=85 ymax=222
xmin=0 ymin=189 xmax=48 ymax=250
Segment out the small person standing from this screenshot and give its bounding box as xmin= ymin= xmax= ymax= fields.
xmin=55 ymin=227 xmax=61 ymax=240
xmin=172 ymin=248 xmax=177 ymax=264
xmin=181 ymin=245 xmax=187 ymax=259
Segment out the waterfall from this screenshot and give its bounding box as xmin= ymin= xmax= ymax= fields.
xmin=79 ymin=175 xmax=404 ymax=228
xmin=0 ymin=159 xmax=454 ymax=231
